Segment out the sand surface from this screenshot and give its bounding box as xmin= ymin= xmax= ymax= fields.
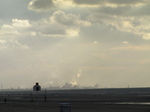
xmin=0 ymin=102 xmax=150 ymax=112
xmin=1 ymin=88 xmax=150 ymax=112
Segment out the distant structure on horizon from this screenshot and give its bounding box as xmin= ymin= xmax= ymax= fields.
xmin=33 ymin=82 xmax=41 ymax=91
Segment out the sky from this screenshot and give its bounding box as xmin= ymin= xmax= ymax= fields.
xmin=0 ymin=0 xmax=150 ymax=89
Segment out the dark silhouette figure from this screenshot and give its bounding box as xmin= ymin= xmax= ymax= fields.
xmin=33 ymin=82 xmax=41 ymax=91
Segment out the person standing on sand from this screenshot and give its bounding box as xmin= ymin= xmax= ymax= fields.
xmin=33 ymin=82 xmax=41 ymax=91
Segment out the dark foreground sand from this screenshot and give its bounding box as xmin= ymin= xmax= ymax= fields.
xmin=1 ymin=88 xmax=150 ymax=112
xmin=0 ymin=102 xmax=150 ymax=112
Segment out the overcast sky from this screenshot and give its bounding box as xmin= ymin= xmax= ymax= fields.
xmin=0 ymin=0 xmax=150 ymax=89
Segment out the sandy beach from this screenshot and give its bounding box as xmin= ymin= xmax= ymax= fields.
xmin=0 ymin=102 xmax=150 ymax=112
xmin=1 ymin=88 xmax=150 ymax=112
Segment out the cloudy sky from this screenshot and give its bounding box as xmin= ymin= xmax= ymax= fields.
xmin=0 ymin=0 xmax=150 ymax=89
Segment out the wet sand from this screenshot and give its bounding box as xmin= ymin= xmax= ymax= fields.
xmin=1 ymin=88 xmax=150 ymax=112
xmin=0 ymin=102 xmax=150 ymax=112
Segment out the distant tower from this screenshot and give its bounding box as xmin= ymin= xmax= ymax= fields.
xmin=33 ymin=82 xmax=41 ymax=91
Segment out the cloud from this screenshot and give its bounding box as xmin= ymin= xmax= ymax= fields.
xmin=72 ymin=0 xmax=102 ymax=5
xmin=12 ymin=19 xmax=31 ymax=28
xmin=35 ymin=10 xmax=91 ymax=37
xmin=51 ymin=10 xmax=91 ymax=27
xmin=87 ymin=11 xmax=150 ymax=40
xmin=0 ymin=35 xmax=29 ymax=50
xmin=27 ymin=0 xmax=148 ymax=13
xmin=107 ymin=0 xmax=147 ymax=5
xmin=1 ymin=11 xmax=91 ymax=39
xmin=28 ymin=0 xmax=56 ymax=11
xmin=28 ymin=0 xmax=73 ymax=12
xmin=92 ymin=4 xmax=150 ymax=17
xmin=72 ymin=0 xmax=146 ymax=6
xmin=0 ymin=10 xmax=92 ymax=51
xmin=1 ymin=19 xmax=33 ymax=38
xmin=111 ymin=45 xmax=150 ymax=51
xmin=71 ymin=0 xmax=150 ymax=17
xmin=96 ymin=6 xmax=132 ymax=16
xmin=132 ymin=4 xmax=150 ymax=16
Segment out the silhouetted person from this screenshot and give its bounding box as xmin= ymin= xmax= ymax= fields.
xmin=33 ymin=82 xmax=41 ymax=91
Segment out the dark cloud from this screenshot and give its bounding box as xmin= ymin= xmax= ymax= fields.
xmin=28 ymin=0 xmax=55 ymax=11
xmin=96 ymin=6 xmax=132 ymax=16
xmin=107 ymin=0 xmax=146 ymax=5
xmin=51 ymin=10 xmax=90 ymax=27
xmin=131 ymin=4 xmax=150 ymax=16
xmin=72 ymin=0 xmax=146 ymax=5
xmin=72 ymin=0 xmax=150 ymax=17
xmin=94 ymin=5 xmax=150 ymax=17
xmin=72 ymin=0 xmax=103 ymax=5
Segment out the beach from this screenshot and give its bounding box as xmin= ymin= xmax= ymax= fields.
xmin=0 ymin=88 xmax=150 ymax=112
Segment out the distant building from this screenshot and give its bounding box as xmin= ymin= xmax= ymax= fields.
xmin=33 ymin=82 xmax=41 ymax=91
